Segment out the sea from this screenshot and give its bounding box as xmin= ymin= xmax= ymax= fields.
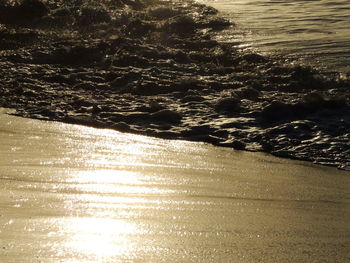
xmin=198 ymin=0 xmax=350 ymax=73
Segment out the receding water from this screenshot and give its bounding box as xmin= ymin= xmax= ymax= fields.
xmin=199 ymin=0 xmax=350 ymax=73
xmin=1 ymin=111 xmax=349 ymax=262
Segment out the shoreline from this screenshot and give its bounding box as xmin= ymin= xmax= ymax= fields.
xmin=2 ymin=110 xmax=349 ymax=262
xmin=0 ymin=0 xmax=349 ymax=170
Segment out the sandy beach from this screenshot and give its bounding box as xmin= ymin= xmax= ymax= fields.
xmin=0 ymin=1 xmax=349 ymax=259
xmin=0 ymin=111 xmax=349 ymax=262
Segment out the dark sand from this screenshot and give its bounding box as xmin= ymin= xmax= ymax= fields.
xmin=0 ymin=0 xmax=349 ymax=170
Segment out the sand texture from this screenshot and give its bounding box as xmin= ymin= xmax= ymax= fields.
xmin=0 ymin=111 xmax=349 ymax=262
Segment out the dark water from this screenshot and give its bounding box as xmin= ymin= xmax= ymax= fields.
xmin=199 ymin=0 xmax=350 ymax=73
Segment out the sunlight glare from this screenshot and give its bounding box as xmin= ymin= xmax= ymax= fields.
xmin=64 ymin=217 xmax=137 ymax=260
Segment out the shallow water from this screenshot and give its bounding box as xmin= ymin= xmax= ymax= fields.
xmin=199 ymin=0 xmax=350 ymax=73
xmin=0 ymin=110 xmax=349 ymax=262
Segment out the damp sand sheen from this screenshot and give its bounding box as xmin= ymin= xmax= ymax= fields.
xmin=0 ymin=110 xmax=349 ymax=262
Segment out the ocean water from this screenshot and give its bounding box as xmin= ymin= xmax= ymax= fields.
xmin=199 ymin=0 xmax=350 ymax=73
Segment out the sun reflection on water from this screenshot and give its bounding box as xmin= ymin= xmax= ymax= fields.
xmin=63 ymin=217 xmax=137 ymax=261
xmin=57 ymin=126 xmax=185 ymax=261
xmin=71 ymin=169 xmax=142 ymax=183
xmin=68 ymin=125 xmax=168 ymax=170
xmin=57 ymin=128 xmax=149 ymax=261
xmin=64 ymin=169 xmax=171 ymax=196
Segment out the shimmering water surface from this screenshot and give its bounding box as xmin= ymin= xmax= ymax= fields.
xmin=199 ymin=0 xmax=350 ymax=72
xmin=0 ymin=111 xmax=349 ymax=262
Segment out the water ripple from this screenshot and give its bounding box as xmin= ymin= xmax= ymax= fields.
xmin=200 ymin=0 xmax=350 ymax=72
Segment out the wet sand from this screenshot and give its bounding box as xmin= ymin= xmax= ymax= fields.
xmin=0 ymin=111 xmax=349 ymax=262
